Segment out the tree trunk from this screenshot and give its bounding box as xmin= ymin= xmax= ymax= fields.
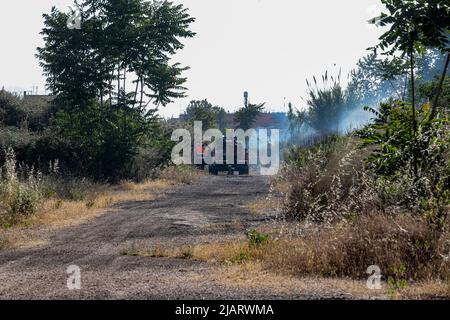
xmin=410 ymin=51 xmax=417 ymax=135
xmin=108 ymin=69 xmax=114 ymax=105
xmin=133 ymin=76 xmax=140 ymax=107
xmin=402 ymin=74 xmax=408 ymax=101
xmin=117 ymin=65 xmax=121 ymax=105
xmin=430 ymin=52 xmax=450 ymax=120
xmin=410 ymin=50 xmax=418 ymax=177
xmin=123 ymin=70 xmax=126 ymax=99
xmin=139 ymin=78 xmax=144 ymax=109
xmin=388 ymin=79 xmax=402 ymax=100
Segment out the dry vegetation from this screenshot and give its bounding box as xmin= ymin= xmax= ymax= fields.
xmin=0 ymin=154 xmax=203 ymax=249
xmin=188 ymin=215 xmax=450 ymax=280
xmin=205 ymin=262 xmax=450 ymax=300
xmin=123 ymin=218 xmax=450 ymax=299
xmin=131 ymin=130 xmax=448 ymax=300
xmin=122 ymin=241 xmax=194 ymax=260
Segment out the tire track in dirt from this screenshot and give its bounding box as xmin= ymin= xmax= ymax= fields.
xmin=0 ymin=175 xmax=349 ymax=299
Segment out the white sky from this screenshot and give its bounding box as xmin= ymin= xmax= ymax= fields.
xmin=0 ymin=0 xmax=384 ymax=118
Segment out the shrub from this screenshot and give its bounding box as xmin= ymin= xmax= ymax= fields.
xmin=9 ymin=185 xmax=41 ymax=216
xmin=280 ymin=135 xmax=378 ymax=223
xmin=246 ymin=229 xmax=269 ymax=248
xmin=0 ymin=147 xmax=43 ymax=223
xmin=357 ymin=100 xmax=450 ymax=230
xmin=263 ymin=214 xmax=450 ymax=281
xmin=288 ymin=71 xmax=363 ymax=137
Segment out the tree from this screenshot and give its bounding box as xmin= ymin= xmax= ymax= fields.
xmin=289 ymin=72 xmax=350 ymax=136
xmin=372 ymin=0 xmax=450 ymax=121
xmin=37 ymin=0 xmax=195 ymax=109
xmin=347 ymin=53 xmax=408 ymax=103
xmin=234 ymin=102 xmax=264 ymax=131
xmin=371 ymin=0 xmax=450 ymax=175
xmin=183 ymin=99 xmax=225 ymax=129
xmin=36 ymin=0 xmax=196 ymax=180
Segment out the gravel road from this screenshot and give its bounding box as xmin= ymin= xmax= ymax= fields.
xmin=0 ymin=175 xmax=349 ymax=300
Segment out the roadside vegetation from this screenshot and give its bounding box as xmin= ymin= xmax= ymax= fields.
xmin=138 ymin=0 xmax=449 ymax=299
xmin=0 ymin=150 xmax=202 ymax=248
xmin=277 ymin=0 xmax=450 ymax=290
xmin=0 ymin=0 xmax=449 ymax=300
xmin=0 ymin=0 xmax=201 ymax=244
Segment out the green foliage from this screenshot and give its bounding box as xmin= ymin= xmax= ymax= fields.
xmin=234 ymin=103 xmax=265 ymax=130
xmin=371 ymin=0 xmax=450 ymax=121
xmin=0 ymin=148 xmax=43 ymax=223
xmin=288 ymin=71 xmax=357 ymax=136
xmin=183 ymin=99 xmax=226 ymax=129
xmin=347 ymin=53 xmax=407 ymax=103
xmin=358 ymin=101 xmax=414 ymax=175
xmin=9 ymin=185 xmax=41 ymax=217
xmin=234 ymin=251 xmax=251 ymax=263
xmin=388 ymin=265 xmax=409 ymax=296
xmin=358 ymin=100 xmax=449 ymax=177
xmin=286 ymin=135 xmax=345 ymax=169
xmin=55 ymin=100 xmax=162 ymax=181
xmin=418 ymin=76 xmax=450 ymax=111
xmin=0 ymin=91 xmax=25 ymax=128
xmin=31 ymin=0 xmax=196 ymax=181
xmin=373 ymin=0 xmax=450 ymax=55
xmin=37 ymin=0 xmax=195 ymax=107
xmin=246 ymin=229 xmax=269 ymax=248
xmin=0 ymin=88 xmax=175 ymax=182
xmin=358 ymin=99 xmax=450 ymax=230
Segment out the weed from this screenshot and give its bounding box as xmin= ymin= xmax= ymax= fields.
xmin=180 ymin=246 xmax=194 ymax=259
xmin=246 ymin=229 xmax=269 ymax=248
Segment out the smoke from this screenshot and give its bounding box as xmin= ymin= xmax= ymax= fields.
xmin=285 ymin=99 xmax=382 ymax=147
xmin=338 ymin=104 xmax=373 ymax=134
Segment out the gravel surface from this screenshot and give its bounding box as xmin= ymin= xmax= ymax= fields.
xmin=0 ymin=175 xmax=349 ymax=300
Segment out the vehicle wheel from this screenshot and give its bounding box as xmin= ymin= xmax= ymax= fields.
xmin=209 ymin=166 xmax=218 ymax=175
xmin=238 ymin=165 xmax=249 ymax=175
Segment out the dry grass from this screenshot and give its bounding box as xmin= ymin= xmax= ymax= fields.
xmin=0 ymin=168 xmax=202 ymax=249
xmin=261 ymin=217 xmax=443 ymax=280
xmin=183 ymin=213 xmax=450 ymax=299
xmin=247 ymin=197 xmax=279 ymax=216
xmin=117 ymin=210 xmax=450 ymax=299
xmin=122 ymin=241 xmax=194 ymax=259
xmin=158 ymin=165 xmax=205 ymax=185
xmin=207 ymin=262 xmax=450 ymax=300
xmin=118 ymin=179 xmax=173 ymax=192
xmin=279 ymin=137 xmax=380 ymax=223
xmin=193 ymin=241 xmax=253 ymax=263
xmin=21 ymin=179 xmax=172 ymax=229
xmin=193 ymin=215 xmax=450 ymax=280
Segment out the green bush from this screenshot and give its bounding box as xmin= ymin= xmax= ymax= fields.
xmin=0 ymin=147 xmax=43 ymax=223
xmin=358 ymin=100 xmax=450 ymax=230
xmin=246 ymin=229 xmax=269 ymax=248
xmin=9 ymin=185 xmax=41 ymax=216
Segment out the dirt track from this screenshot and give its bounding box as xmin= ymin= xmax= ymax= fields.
xmin=0 ymin=175 xmax=349 ymax=300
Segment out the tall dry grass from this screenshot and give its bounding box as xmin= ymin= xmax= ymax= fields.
xmin=0 ymin=159 xmax=202 ymax=248
xmin=191 ymin=213 xmax=450 ymax=283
